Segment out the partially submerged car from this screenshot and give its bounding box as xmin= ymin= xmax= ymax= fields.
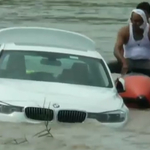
xmin=0 ymin=27 xmax=129 ymax=128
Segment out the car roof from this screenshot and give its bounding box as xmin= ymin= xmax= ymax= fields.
xmin=2 ymin=43 xmax=103 ymax=59
xmin=0 ymin=27 xmax=95 ymax=51
xmin=0 ymin=27 xmax=104 ymax=60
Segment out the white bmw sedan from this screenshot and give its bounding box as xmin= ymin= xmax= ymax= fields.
xmin=0 ymin=27 xmax=129 ymax=128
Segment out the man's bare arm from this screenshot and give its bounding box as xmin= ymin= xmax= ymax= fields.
xmin=114 ymin=27 xmax=127 ymax=64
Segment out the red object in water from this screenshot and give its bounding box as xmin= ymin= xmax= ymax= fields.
xmin=119 ymin=75 xmax=150 ymax=108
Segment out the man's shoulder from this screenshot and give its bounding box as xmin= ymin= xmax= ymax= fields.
xmin=116 ymin=25 xmax=129 ymax=44
xmin=118 ymin=25 xmax=129 ymax=35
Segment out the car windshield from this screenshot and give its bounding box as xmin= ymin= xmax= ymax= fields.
xmin=0 ymin=50 xmax=113 ymax=88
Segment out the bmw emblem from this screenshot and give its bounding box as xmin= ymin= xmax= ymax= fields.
xmin=53 ymin=103 xmax=60 ymax=108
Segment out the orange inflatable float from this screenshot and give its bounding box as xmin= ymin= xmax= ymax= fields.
xmin=118 ymin=74 xmax=150 ymax=108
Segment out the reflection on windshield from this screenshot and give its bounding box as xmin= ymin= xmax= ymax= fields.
xmin=0 ymin=50 xmax=112 ymax=88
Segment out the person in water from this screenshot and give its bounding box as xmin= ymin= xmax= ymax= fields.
xmin=108 ymin=9 xmax=150 ymax=75
xmin=108 ymin=3 xmax=150 ymax=75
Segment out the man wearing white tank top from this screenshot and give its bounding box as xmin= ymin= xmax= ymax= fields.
xmin=108 ymin=8 xmax=150 ymax=75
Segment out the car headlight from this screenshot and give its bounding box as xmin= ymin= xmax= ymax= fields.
xmin=0 ymin=104 xmax=23 ymax=114
xmin=97 ymin=110 xmax=126 ymax=123
xmin=88 ymin=110 xmax=126 ymax=123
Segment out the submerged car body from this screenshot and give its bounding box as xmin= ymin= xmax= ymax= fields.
xmin=0 ymin=27 xmax=129 ymax=128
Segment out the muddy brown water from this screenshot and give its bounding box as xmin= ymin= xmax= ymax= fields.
xmin=0 ymin=0 xmax=149 ymax=149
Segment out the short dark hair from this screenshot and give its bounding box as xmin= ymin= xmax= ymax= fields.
xmin=136 ymin=2 xmax=150 ymax=14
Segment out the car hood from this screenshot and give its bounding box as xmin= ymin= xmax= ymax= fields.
xmin=0 ymin=79 xmax=122 ymax=113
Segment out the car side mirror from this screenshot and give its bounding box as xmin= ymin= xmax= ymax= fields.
xmin=115 ymin=77 xmax=126 ymax=93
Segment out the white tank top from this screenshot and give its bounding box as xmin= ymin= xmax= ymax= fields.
xmin=123 ymin=23 xmax=150 ymax=60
